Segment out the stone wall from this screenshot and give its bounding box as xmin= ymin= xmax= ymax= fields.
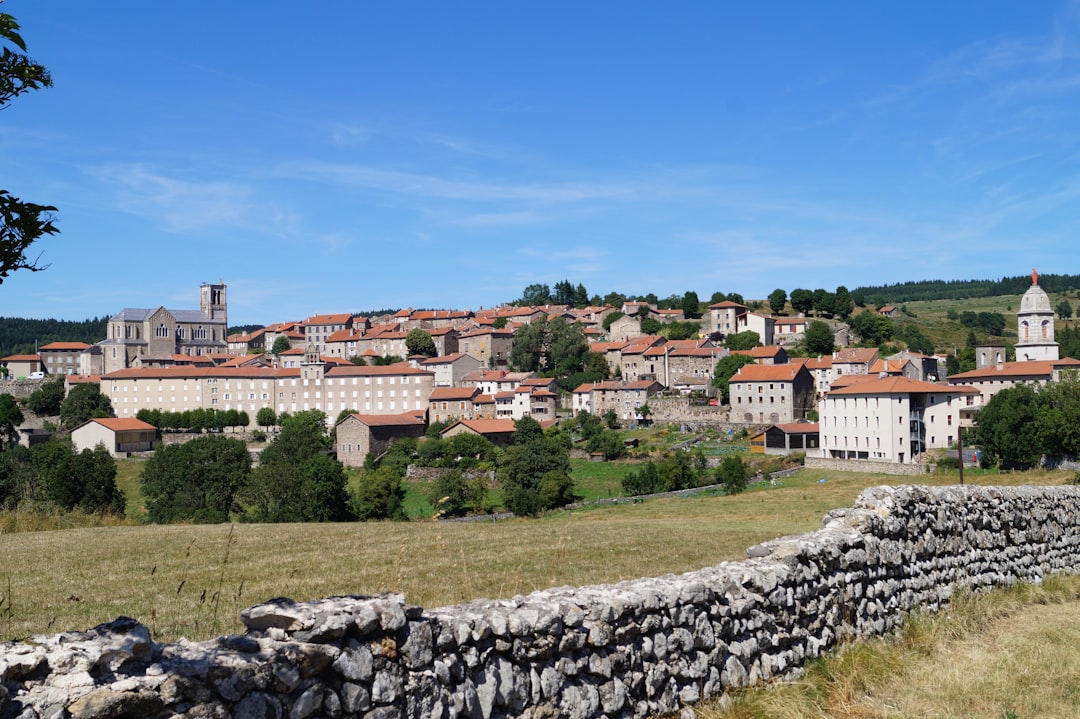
xmin=4 ymin=485 xmax=1080 ymax=719
xmin=805 ymin=455 xmax=930 ymax=477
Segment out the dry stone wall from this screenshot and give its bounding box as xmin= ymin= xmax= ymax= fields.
xmin=4 ymin=484 xmax=1080 ymax=719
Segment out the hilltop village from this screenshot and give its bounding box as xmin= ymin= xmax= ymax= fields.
xmin=3 ymin=272 xmax=1079 ymax=471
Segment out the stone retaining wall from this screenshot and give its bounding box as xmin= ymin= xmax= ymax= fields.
xmin=805 ymin=455 xmax=930 ymax=477
xmin=4 ymin=484 xmax=1080 ymax=719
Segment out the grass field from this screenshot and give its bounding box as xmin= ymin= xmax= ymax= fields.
xmin=0 ymin=465 xmax=1069 ymax=644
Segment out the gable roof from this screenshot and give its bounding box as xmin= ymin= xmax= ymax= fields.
xmin=947 ymin=358 xmax=1080 ymax=382
xmin=828 ymin=376 xmax=978 ymax=396
xmin=340 ymin=412 xmax=426 ymax=428
xmin=77 ymin=417 xmax=157 ymax=432
xmin=39 ymin=342 xmax=91 ymax=351
xmin=730 ymin=364 xmax=808 ymax=382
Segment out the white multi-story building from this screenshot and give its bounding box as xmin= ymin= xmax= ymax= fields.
xmin=819 ymin=377 xmax=977 ymax=464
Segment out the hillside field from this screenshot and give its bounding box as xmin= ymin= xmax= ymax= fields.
xmin=1 ymin=466 xmax=1070 ymax=644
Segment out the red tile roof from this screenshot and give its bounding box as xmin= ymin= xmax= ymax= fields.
xmin=947 ymin=358 xmax=1080 ymax=381
xmin=84 ymin=418 xmax=157 ymax=432
xmin=828 ymin=376 xmax=978 ymax=396
xmin=39 ymin=342 xmax=91 ymax=351
xmin=731 ymin=364 xmax=808 ymax=382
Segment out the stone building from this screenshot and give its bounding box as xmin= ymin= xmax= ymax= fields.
xmin=729 ymin=363 xmax=814 ymax=424
xmin=98 ymin=281 xmax=229 ymax=374
xmin=335 ymin=412 xmax=426 ymax=467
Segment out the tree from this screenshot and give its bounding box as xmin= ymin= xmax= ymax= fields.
xmin=681 ymin=291 xmax=701 ymax=318
xmin=813 ymin=289 xmax=837 ymax=317
xmin=768 ymin=289 xmax=788 ymax=315
xmin=602 ymin=311 xmax=624 ymax=331
xmin=573 ymin=283 xmax=590 ymax=308
xmin=256 ymin=407 xmax=277 ymax=429
xmin=833 ymin=286 xmax=855 ymax=320
xmin=717 ymin=456 xmax=749 ymax=494
xmin=711 ymin=354 xmax=756 ymax=404
xmin=802 ymin=320 xmax=836 ymax=355
xmin=553 ymin=279 xmax=575 ymax=306
xmin=30 ymin=439 xmax=124 ymax=514
xmin=509 ymin=319 xmax=546 ymax=372
xmin=1 ymin=12 xmax=58 ymax=284
xmin=59 ymin=383 xmax=113 ymax=429
xmin=498 ymin=416 xmax=574 ymax=517
xmin=975 ymin=384 xmax=1043 ymax=469
xmin=848 ymin=312 xmax=894 ymax=346
xmin=1058 ymin=300 xmax=1074 ymax=321
xmin=518 ymin=283 xmax=552 ymax=306
xmin=1036 ymin=375 xmax=1080 ymax=458
xmin=405 ymin=328 xmax=437 ymax=357
xmin=141 ymin=435 xmax=251 ymax=523
xmin=587 ymin=428 xmax=625 ymax=460
xmin=790 ymin=289 xmax=814 ymax=316
xmin=240 ymin=410 xmax=353 ymax=522
xmin=510 ymin=316 xmax=588 ymax=377
xmin=724 ymin=331 xmax=760 ymax=351
xmin=26 ymin=377 xmax=64 ymax=415
xmin=74 ymin=444 xmax=126 ymax=515
xmin=428 ymin=469 xmax=486 ymax=518
xmin=270 ymin=336 xmax=292 ymax=355
xmin=0 ymin=393 xmax=24 ymax=448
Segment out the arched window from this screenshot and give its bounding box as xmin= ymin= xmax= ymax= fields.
xmin=1021 ymin=320 xmax=1029 ymax=340
xmin=1042 ymin=320 xmax=1049 ymax=339
xmin=156 ymin=323 xmax=169 ymax=338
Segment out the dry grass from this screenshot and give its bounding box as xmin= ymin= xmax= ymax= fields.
xmin=0 ymin=467 xmax=1070 ymax=645
xmin=698 ymin=575 xmax=1080 ymax=719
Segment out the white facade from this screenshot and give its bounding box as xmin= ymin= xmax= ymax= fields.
xmin=819 ymin=377 xmax=976 ymax=464
xmin=1015 ymin=270 xmax=1059 ymax=362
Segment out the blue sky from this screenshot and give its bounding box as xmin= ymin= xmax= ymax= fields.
xmin=3 ymin=2 xmax=1079 ymax=326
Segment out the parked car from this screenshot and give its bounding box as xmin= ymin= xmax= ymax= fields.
xmin=28 ymin=371 xmax=46 ymax=379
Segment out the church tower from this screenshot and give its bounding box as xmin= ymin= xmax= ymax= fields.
xmin=1015 ymin=268 xmax=1059 ymax=362
xmin=199 ymin=280 xmax=228 ymax=325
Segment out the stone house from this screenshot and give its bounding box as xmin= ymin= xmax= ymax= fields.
xmin=38 ymin=342 xmax=91 ymax=376
xmin=773 ymin=318 xmax=807 ymax=346
xmin=608 ymin=314 xmax=645 ymax=343
xmin=336 ymin=412 xmax=426 ymax=468
xmin=705 ymin=301 xmax=746 ymax=336
xmin=302 ymin=314 xmax=354 ymax=354
xmin=418 ymin=353 xmax=483 ymax=387
xmin=731 ymin=346 xmax=788 ymax=366
xmin=458 ymin=328 xmax=513 ymax=367
xmin=831 ymin=348 xmax=879 ymax=379
xmin=428 ymin=387 xmax=482 ymax=425
xmin=588 ymin=379 xmax=664 ymax=423
xmin=729 ymin=363 xmax=814 ymax=424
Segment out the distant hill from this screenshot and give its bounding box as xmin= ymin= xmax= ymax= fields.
xmin=855 ymin=273 xmax=1080 ymax=305
xmin=0 ymin=316 xmax=108 ymax=358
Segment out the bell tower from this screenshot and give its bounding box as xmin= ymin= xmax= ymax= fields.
xmin=199 ymin=280 xmax=228 ymax=325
